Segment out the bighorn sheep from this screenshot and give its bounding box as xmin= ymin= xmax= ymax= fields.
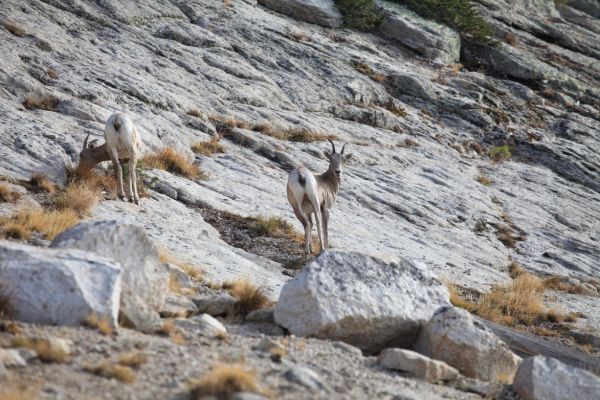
xmin=78 ymin=112 xmax=141 ymax=204
xmin=287 ymin=140 xmax=352 ymax=257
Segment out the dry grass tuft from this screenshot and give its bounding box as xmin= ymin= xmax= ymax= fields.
xmin=210 ymin=115 xmax=251 ymax=132
xmin=29 ymin=173 xmax=56 ymax=194
xmin=22 ymin=92 xmax=59 ymax=111
xmin=3 ymin=21 xmax=26 ymax=37
xmin=0 ymin=208 xmax=79 ymax=240
xmin=397 ymin=138 xmax=419 ymax=148
xmin=54 ymin=182 xmax=98 ymax=216
xmin=65 ymin=164 xmax=117 ymax=198
xmin=476 ymin=174 xmax=492 ymax=186
xmin=504 ymin=32 xmax=519 ymax=46
xmin=187 ymin=108 xmax=204 ymax=118
xmin=0 ymin=283 xmax=13 ymax=320
xmin=496 ymin=225 xmax=523 ymax=248
xmin=223 ymin=279 xmax=270 ymax=318
xmin=353 ymin=60 xmax=385 ymax=82
xmin=192 ymin=136 xmax=225 ymax=156
xmin=269 ymin=345 xmax=287 ymax=363
xmin=189 ymin=363 xmax=263 ymax=400
xmin=0 ymin=183 xmax=20 ymax=203
xmin=449 ymin=63 xmax=463 ymax=75
xmin=255 ymin=215 xmax=295 ymax=237
xmin=543 ymin=276 xmax=591 ymax=295
xmin=157 ymin=320 xmax=186 ymax=345
xmin=85 ymin=313 xmax=114 ymax=336
xmin=117 ymin=352 xmax=148 ymax=369
xmin=142 ymin=148 xmax=204 ymax=179
xmin=286 ymin=127 xmax=336 ymax=143
xmin=508 ymin=262 xmax=526 ymax=279
xmin=84 ymin=361 xmax=136 ymax=383
xmin=47 ymin=68 xmax=58 ymax=79
xmin=11 ymin=337 xmax=69 ymax=363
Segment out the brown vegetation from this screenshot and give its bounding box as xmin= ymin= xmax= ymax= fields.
xmin=504 ymin=32 xmax=519 ymax=46
xmin=117 ymin=352 xmax=148 ymax=369
xmin=255 ymin=215 xmax=295 ymax=237
xmin=476 ymin=174 xmax=492 ymax=186
xmin=142 ymin=148 xmax=204 ymax=179
xmin=29 ymin=173 xmax=56 ymax=194
xmin=192 ymin=135 xmax=225 ymax=156
xmin=508 ymin=261 xmax=526 ymax=279
xmin=84 ymin=361 xmax=136 ymax=383
xmin=353 ymin=60 xmax=385 ymax=82
xmin=65 ymin=164 xmax=118 ymax=198
xmin=189 ymin=363 xmax=264 ymax=400
xmin=222 ymin=279 xmax=270 ymax=318
xmin=85 ymin=313 xmax=114 ymax=336
xmin=0 ymin=183 xmax=20 ymax=203
xmin=3 ymin=21 xmax=26 ymax=37
xmin=22 ymin=92 xmax=59 ymax=111
xmin=47 ymin=68 xmax=58 ymax=80
xmin=159 ymin=248 xmax=203 ymax=282
xmin=543 ymin=275 xmax=593 ymax=295
xmin=495 ymin=225 xmax=525 ymax=248
xmin=397 ymin=138 xmax=419 ymax=148
xmin=11 ymin=337 xmax=69 ymax=363
xmin=157 ymin=320 xmax=186 ymax=345
xmin=187 ymin=108 xmax=204 ymax=118
xmin=0 ymin=208 xmax=79 ymax=240
xmin=54 ymin=183 xmax=98 ymax=216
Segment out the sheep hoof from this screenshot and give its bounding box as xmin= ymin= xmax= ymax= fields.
xmin=119 ymin=195 xmax=127 ymax=201
xmin=133 ymin=199 xmax=140 ymax=205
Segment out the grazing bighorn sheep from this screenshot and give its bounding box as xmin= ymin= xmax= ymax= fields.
xmin=287 ymin=140 xmax=352 ymax=257
xmin=78 ymin=112 xmax=141 ymax=204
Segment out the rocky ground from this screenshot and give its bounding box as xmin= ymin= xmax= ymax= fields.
xmin=0 ymin=0 xmax=599 ymax=399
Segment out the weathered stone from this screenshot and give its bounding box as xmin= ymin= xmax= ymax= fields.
xmin=415 ymin=307 xmax=521 ymax=381
xmin=378 ymin=2 xmax=461 ymax=65
xmin=0 ymin=349 xmax=26 ymax=368
xmin=378 ymin=348 xmax=459 ymax=383
xmin=283 ymin=366 xmax=328 ymax=391
xmin=160 ymin=293 xmax=198 ymax=318
xmin=0 ymin=241 xmax=121 ymax=327
xmin=193 ymin=294 xmax=236 ymax=316
xmin=246 ymin=309 xmax=275 ymax=323
xmin=257 ymin=0 xmax=342 ymax=28
xmin=513 ymin=356 xmax=600 ymax=400
xmin=274 ymin=251 xmax=450 ymax=353
xmin=51 ymin=220 xmax=168 ymax=332
xmin=174 ymin=313 xmax=226 ymax=337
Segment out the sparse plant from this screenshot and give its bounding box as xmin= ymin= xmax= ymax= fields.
xmin=187 ymin=108 xmax=204 ymax=118
xmin=158 ymin=248 xmax=203 ymax=282
xmin=473 ymin=217 xmax=487 ymax=233
xmin=47 ymin=68 xmax=58 ymax=79
xmin=85 ymin=313 xmax=114 ymax=336
xmin=508 ymin=261 xmax=526 ymax=279
xmin=3 ymin=21 xmax=26 ymax=37
xmin=189 ymin=363 xmax=265 ymax=400
xmin=11 ymin=337 xmax=69 ymax=363
xmin=335 ymin=0 xmax=383 ymax=31
xmin=28 ymin=173 xmax=56 ymax=194
xmin=0 ymin=183 xmax=20 ymax=203
xmin=157 ymin=320 xmax=186 ymax=345
xmin=222 ymin=279 xmax=270 ymax=318
xmin=192 ymin=135 xmax=225 ymax=156
xmin=22 ymin=92 xmax=59 ymax=111
xmin=488 ymin=145 xmax=511 ymax=161
xmin=117 ymin=352 xmax=148 ymax=369
xmin=449 ymin=63 xmax=463 ymax=75
xmin=543 ymin=276 xmax=592 ymax=295
xmin=0 ymin=208 xmax=79 ymax=240
xmin=496 ymin=225 xmax=522 ymax=248
xmin=255 ymin=215 xmax=294 ymax=237
xmin=54 ymin=182 xmax=99 ymax=216
xmin=397 ymin=138 xmax=419 ymax=148
xmin=84 ymin=361 xmax=136 ymax=383
xmin=353 ymin=60 xmax=385 ymax=82
xmin=0 ymin=282 xmax=13 ymax=320
xmin=286 ymin=127 xmax=337 ymax=143
xmin=504 ymin=32 xmax=519 ymax=46
xmin=142 ymin=147 xmax=205 ymax=179
xmin=384 ymin=102 xmax=407 ymax=117
xmin=476 ymin=174 xmax=492 ymax=186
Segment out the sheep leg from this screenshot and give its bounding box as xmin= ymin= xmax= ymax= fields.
xmin=290 ymin=200 xmax=311 ymax=258
xmin=109 ymin=149 xmax=126 ymax=201
xmin=128 ymin=155 xmax=139 ymax=205
xmin=312 ymin=205 xmax=325 ymax=255
xmin=322 ymin=207 xmax=329 ymax=250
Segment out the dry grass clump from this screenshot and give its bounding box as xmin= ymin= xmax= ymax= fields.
xmin=353 ymin=60 xmax=385 ymax=82
xmin=192 ymin=136 xmax=225 ymax=156
xmin=142 ymin=147 xmax=204 ymax=179
xmin=157 ymin=320 xmax=186 ymax=345
xmin=158 ymin=248 xmax=203 ymax=282
xmin=476 ymin=174 xmax=492 ymax=186
xmin=84 ymin=361 xmax=136 ymax=383
xmin=29 ymin=173 xmax=56 ymax=194
xmin=11 ymin=337 xmax=69 ymax=363
xmin=117 ymin=352 xmax=148 ymax=369
xmin=0 ymin=283 xmax=13 ymax=320
xmin=0 ymin=208 xmax=79 ymax=240
xmin=189 ymin=363 xmax=264 ymax=400
xmin=286 ymin=127 xmax=336 ymax=143
xmin=223 ymin=279 xmax=270 ymax=318
xmin=85 ymin=313 xmax=114 ymax=336
xmin=384 ymin=103 xmax=407 ymax=117
xmin=65 ymin=164 xmax=117 ymax=197
xmin=489 ymin=145 xmax=511 ymax=161
xmin=0 ymin=183 xmax=20 ymax=203
xmin=495 ymin=225 xmax=524 ymax=248
xmin=255 ymin=215 xmax=295 ymax=237
xmin=397 ymin=138 xmax=419 ymax=148
xmin=54 ymin=182 xmax=98 ymax=216
xmin=22 ymin=92 xmax=59 ymax=111
xmin=543 ymin=276 xmax=591 ymax=295
xmin=187 ymin=108 xmax=204 ymax=118
xmin=3 ymin=21 xmax=26 ymax=37
xmin=0 ymin=382 xmax=39 ymax=400
xmin=210 ymin=115 xmax=251 ymax=132
xmin=508 ymin=261 xmax=526 ymax=279
xmin=504 ymin=32 xmax=519 ymax=46
xmin=47 ymin=68 xmax=58 ymax=80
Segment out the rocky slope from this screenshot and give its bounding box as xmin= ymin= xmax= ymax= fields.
xmin=0 ymin=0 xmax=599 ymax=398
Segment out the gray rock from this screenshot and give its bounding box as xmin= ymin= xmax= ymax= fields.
xmin=569 ymin=330 xmax=600 ymax=347
xmin=378 ymin=2 xmax=461 ymax=65
xmin=51 ymin=220 xmax=168 ymax=332
xmin=232 ymin=393 xmax=269 ymax=400
xmin=415 ymin=307 xmax=521 ymax=381
xmin=163 ymin=263 xmax=195 ymax=290
xmin=193 ymin=293 xmax=236 ymax=316
xmin=283 ymin=366 xmax=328 ymax=391
xmin=160 ymin=293 xmax=198 ymax=318
xmin=246 ymin=309 xmax=275 ymax=323
xmin=174 ymin=313 xmax=227 ymax=336
xmin=274 ymin=251 xmax=450 ymax=353
xmin=257 ymin=0 xmax=342 ymax=28
xmin=0 ymin=349 xmax=27 ymax=368
xmin=0 ymin=241 xmax=120 ymax=327
xmin=378 ymin=348 xmax=459 ymax=383
xmin=513 ymin=356 xmax=600 ymax=400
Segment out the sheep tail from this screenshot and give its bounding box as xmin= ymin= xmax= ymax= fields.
xmin=113 ymin=114 xmax=122 ymax=131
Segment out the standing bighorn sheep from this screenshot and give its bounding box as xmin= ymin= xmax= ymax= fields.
xmin=78 ymin=112 xmax=141 ymax=204
xmin=287 ymin=140 xmax=352 ymax=257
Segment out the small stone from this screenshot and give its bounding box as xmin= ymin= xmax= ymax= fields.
xmin=245 ymin=309 xmax=274 ymax=323
xmin=193 ymin=294 xmax=236 ymax=316
xmin=0 ymin=348 xmax=27 ymax=367
xmin=160 ymin=293 xmax=198 ymax=318
xmin=232 ymin=392 xmax=269 ymax=400
xmin=378 ymin=348 xmax=459 ymax=383
xmin=283 ymin=366 xmax=327 ymax=391
xmin=175 ymin=314 xmax=226 ymax=337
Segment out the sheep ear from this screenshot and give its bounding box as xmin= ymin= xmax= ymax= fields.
xmin=88 ymin=139 xmax=99 ymax=149
xmin=344 ymin=153 xmax=353 ymax=162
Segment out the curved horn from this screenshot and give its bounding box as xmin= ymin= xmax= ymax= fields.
xmin=83 ymin=134 xmax=90 ymax=149
xmin=341 ymin=143 xmax=346 ymax=154
xmin=328 ymin=139 xmax=336 ymax=153
xmin=88 ymin=139 xmax=99 ymax=149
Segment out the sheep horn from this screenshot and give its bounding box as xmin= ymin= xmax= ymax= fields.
xmin=83 ymin=134 xmax=89 ymax=149
xmin=341 ymin=143 xmax=346 ymax=154
xmin=328 ymin=139 xmax=336 ymax=154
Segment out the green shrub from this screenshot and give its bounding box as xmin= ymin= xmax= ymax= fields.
xmin=488 ymin=145 xmax=511 ymax=161
xmin=335 ymin=0 xmax=383 ymax=31
xmin=396 ymin=0 xmax=495 ymax=44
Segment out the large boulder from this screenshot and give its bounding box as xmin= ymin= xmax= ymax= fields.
xmin=257 ymin=0 xmax=342 ymax=28
xmin=513 ymin=356 xmax=600 ymax=400
xmin=0 ymin=241 xmax=121 ymax=327
xmin=51 ymin=220 xmax=168 ymax=332
xmin=414 ymin=307 xmax=521 ymax=381
xmin=273 ymin=251 xmax=450 ymax=353
xmin=377 ymin=2 xmax=461 ymax=65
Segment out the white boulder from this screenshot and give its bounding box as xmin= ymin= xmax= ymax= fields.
xmin=414 ymin=307 xmax=521 ymax=381
xmin=0 ymin=241 xmax=121 ymax=327
xmin=274 ymin=251 xmax=450 ymax=353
